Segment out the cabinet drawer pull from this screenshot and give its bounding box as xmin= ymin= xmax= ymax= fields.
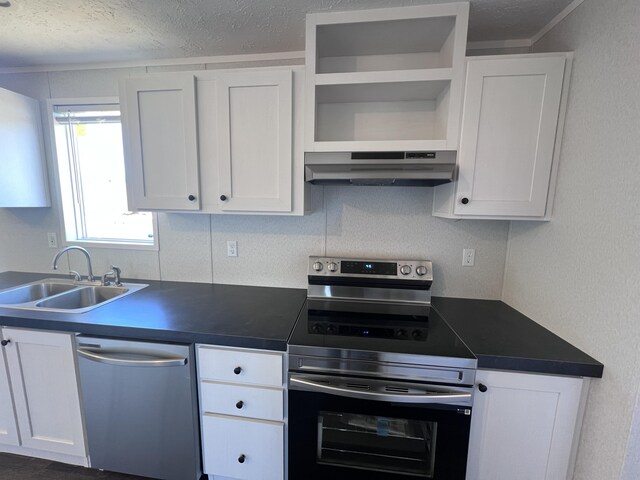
xmin=478 ymin=383 xmax=488 ymax=392
xmin=0 ymin=339 xmax=10 ymax=347
xmin=236 ymin=400 xmax=244 ymax=409
xmin=234 ymin=366 xmax=242 ymax=375
xmin=238 ymin=454 xmax=246 ymax=464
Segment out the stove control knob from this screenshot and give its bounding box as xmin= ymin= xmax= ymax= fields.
xmin=327 ymin=262 xmax=338 ymax=272
xmin=416 ymin=266 xmax=428 ymax=276
xmin=312 ymin=261 xmax=324 ymax=272
xmin=311 ymin=323 xmax=322 ymax=333
xmin=395 ymin=329 xmax=406 ymax=338
xmin=326 ymin=324 xmax=337 ymax=335
xmin=400 ymin=265 xmax=412 ymax=276
xmin=411 ymin=330 xmax=423 ymax=339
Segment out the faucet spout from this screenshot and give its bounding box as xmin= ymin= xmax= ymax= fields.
xmin=51 ymin=246 xmax=95 ymax=282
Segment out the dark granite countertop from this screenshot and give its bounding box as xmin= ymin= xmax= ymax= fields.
xmin=432 ymin=296 xmax=603 ymax=378
xmin=0 ymin=272 xmax=603 ymax=377
xmin=0 ymin=271 xmax=306 ymax=351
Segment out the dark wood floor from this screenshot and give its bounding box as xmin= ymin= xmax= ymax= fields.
xmin=0 ymin=453 xmax=150 ymax=480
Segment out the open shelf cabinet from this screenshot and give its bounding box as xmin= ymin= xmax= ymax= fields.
xmin=305 ymin=3 xmax=469 ymax=152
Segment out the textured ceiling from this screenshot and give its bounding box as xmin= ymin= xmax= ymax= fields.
xmin=0 ymin=0 xmax=575 ymax=68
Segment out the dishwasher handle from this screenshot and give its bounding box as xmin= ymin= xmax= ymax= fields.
xmin=77 ymin=348 xmax=187 ymax=367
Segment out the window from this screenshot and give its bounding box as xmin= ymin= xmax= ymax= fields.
xmin=51 ymin=101 xmax=156 ymax=249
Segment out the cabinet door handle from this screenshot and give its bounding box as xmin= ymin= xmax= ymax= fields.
xmin=188 ymin=194 xmax=196 ymax=201
xmin=234 ymin=366 xmax=242 ymax=375
xmin=478 ymin=383 xmax=488 ymax=392
xmin=461 ymin=197 xmax=470 ymax=205
xmin=236 ymin=400 xmax=244 ymax=409
xmin=220 ymin=195 xmax=227 ymax=201
xmin=0 ymin=339 xmax=10 ymax=347
xmin=238 ymin=454 xmax=246 ymax=464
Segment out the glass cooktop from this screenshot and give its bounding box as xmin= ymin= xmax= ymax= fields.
xmin=289 ymin=299 xmax=475 ymax=360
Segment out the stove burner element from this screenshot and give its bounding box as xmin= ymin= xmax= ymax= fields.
xmin=308 ymin=320 xmax=428 ymax=341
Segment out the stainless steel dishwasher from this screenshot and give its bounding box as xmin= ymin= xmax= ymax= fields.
xmin=77 ymin=336 xmax=201 ymax=480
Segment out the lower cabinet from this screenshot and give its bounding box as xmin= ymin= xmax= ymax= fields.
xmin=197 ymin=344 xmax=286 ymax=480
xmin=0 ymin=327 xmax=87 ymax=465
xmin=466 ymin=370 xmax=589 ymax=480
xmin=0 ymin=334 xmax=19 ymax=447
xmin=202 ymin=415 xmax=284 ymax=480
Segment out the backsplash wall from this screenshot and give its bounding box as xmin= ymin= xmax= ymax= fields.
xmin=0 ymin=64 xmax=509 ymax=298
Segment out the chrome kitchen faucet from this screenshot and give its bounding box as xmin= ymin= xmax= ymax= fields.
xmin=51 ymin=246 xmax=96 ymax=282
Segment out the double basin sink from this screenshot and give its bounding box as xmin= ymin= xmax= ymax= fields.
xmin=0 ymin=279 xmax=147 ymax=313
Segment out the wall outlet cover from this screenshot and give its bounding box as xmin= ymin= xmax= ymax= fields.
xmin=463 ymin=248 xmax=475 ymax=266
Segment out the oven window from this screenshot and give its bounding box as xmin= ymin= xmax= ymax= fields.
xmin=317 ymin=411 xmax=437 ymax=478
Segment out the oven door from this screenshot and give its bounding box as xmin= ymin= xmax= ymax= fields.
xmin=288 ymin=373 xmax=472 ymax=480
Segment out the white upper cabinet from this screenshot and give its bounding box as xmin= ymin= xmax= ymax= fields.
xmin=467 ymin=370 xmax=588 ymax=480
xmin=215 ymin=69 xmax=293 ymax=212
xmin=0 ymin=87 xmax=50 ymax=208
xmin=120 ymin=74 xmax=200 ymax=211
xmin=434 ymin=53 xmax=571 ymax=220
xmin=121 ymin=66 xmax=305 ymax=215
xmin=305 ymin=3 xmax=469 ymax=152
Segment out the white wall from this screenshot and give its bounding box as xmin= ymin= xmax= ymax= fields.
xmin=502 ymin=0 xmax=640 ymax=478
xmin=0 ymin=62 xmax=509 ymax=297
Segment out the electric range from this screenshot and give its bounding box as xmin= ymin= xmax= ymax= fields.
xmin=287 ymin=257 xmax=477 ymax=480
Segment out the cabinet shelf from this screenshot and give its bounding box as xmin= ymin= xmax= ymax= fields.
xmin=314 ymin=68 xmax=453 ymax=86
xmin=316 ymin=15 xmax=456 ymax=74
xmin=314 ymin=80 xmax=451 ymax=145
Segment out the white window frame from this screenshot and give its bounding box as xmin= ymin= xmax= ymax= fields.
xmin=46 ymin=97 xmax=159 ymax=251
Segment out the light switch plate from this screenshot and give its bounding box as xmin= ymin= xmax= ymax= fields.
xmin=47 ymin=232 xmax=58 ymax=249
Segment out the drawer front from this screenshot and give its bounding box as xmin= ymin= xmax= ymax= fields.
xmin=202 ymin=414 xmax=283 ymax=480
xmin=201 ymin=382 xmax=284 ymax=421
xmin=197 ymin=346 xmax=283 ymax=387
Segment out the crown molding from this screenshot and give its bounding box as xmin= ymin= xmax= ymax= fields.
xmin=0 ymin=51 xmax=305 ymax=75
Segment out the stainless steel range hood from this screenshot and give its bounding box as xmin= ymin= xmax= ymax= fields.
xmin=304 ymin=151 xmax=456 ymax=186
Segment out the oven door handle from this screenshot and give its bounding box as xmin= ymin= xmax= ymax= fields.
xmin=289 ymin=374 xmax=472 ymax=405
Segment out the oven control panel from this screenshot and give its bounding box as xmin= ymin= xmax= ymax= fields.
xmin=309 ymin=257 xmax=432 ymax=281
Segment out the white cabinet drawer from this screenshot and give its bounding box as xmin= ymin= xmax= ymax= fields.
xmin=202 ymin=414 xmax=283 ymax=480
xmin=201 ymin=382 xmax=284 ymax=422
xmin=197 ymin=346 xmax=283 ymax=387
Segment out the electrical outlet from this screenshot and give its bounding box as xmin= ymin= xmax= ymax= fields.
xmin=463 ymin=248 xmax=475 ymax=267
xmin=227 ymin=240 xmax=238 ymax=257
xmin=47 ymin=232 xmax=58 ymax=249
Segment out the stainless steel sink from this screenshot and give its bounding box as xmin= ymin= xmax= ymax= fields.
xmin=0 ymin=279 xmax=147 ymax=314
xmin=0 ymin=281 xmax=76 ymax=305
xmin=36 ymin=286 xmax=129 ymax=310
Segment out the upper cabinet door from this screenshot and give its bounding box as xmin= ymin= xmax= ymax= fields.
xmin=120 ymin=74 xmax=200 ymax=211
xmin=2 ymin=328 xmax=86 ymax=458
xmin=0 ymin=87 xmax=50 ymax=208
xmin=216 ymin=70 xmax=293 ymax=212
xmin=454 ymin=56 xmax=566 ymax=217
